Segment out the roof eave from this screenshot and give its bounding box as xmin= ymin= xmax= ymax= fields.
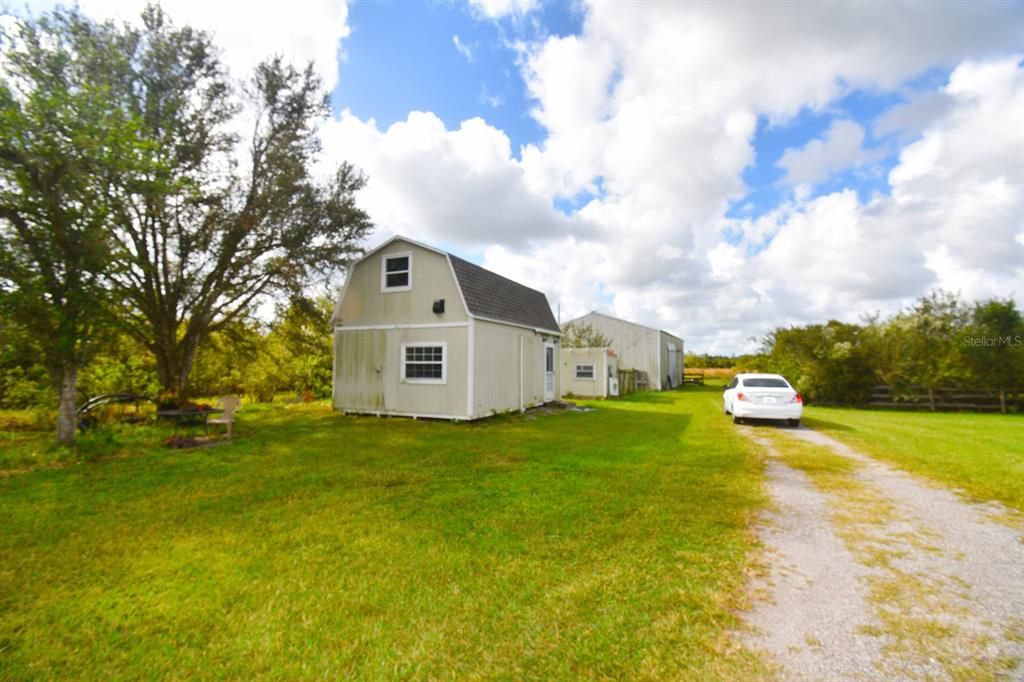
xmin=470 ymin=314 xmax=562 ymax=336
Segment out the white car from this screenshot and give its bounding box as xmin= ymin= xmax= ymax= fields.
xmin=723 ymin=373 xmax=803 ymax=427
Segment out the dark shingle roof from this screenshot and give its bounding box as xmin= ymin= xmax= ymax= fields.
xmin=448 ymin=255 xmax=560 ymax=333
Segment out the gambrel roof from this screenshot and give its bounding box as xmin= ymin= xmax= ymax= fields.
xmin=334 ymin=235 xmax=561 ymax=334
xmin=448 ymin=255 xmax=560 ymax=333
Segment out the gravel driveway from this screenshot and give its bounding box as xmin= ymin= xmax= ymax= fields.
xmin=742 ymin=426 xmax=1024 ymax=681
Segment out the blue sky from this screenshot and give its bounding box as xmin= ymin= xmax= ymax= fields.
xmin=334 ymin=0 xmax=582 ymax=152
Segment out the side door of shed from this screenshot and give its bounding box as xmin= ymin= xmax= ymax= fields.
xmin=336 ymin=329 xmax=388 ymax=412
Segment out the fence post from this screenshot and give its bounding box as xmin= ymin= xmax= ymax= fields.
xmin=999 ymin=389 xmax=1007 ymax=414
xmin=927 ymin=387 xmax=935 ymax=411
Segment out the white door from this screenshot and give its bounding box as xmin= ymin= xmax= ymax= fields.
xmin=544 ymin=343 xmax=555 ymax=401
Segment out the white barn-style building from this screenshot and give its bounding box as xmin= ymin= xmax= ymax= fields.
xmin=562 ymin=311 xmax=684 ymax=390
xmin=331 ymin=236 xmax=562 ymax=420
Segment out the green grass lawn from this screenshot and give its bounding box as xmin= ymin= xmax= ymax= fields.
xmin=0 ymin=387 xmax=770 ymax=679
xmin=803 ymin=406 xmax=1024 ymax=513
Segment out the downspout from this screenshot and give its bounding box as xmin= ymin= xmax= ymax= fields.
xmin=519 ymin=335 xmax=524 ymax=413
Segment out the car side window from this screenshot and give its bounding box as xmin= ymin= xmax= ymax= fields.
xmin=727 ymin=378 xmax=738 ymax=389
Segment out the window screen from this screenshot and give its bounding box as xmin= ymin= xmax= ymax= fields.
xmin=575 ymin=364 xmax=595 ymax=379
xmin=404 ymin=345 xmax=444 ymax=380
xmin=384 ymin=255 xmax=410 ymax=289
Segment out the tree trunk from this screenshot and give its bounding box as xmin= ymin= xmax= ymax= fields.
xmin=927 ymin=386 xmax=936 ymax=412
xmin=999 ymin=389 xmax=1007 ymax=414
xmin=175 ymin=339 xmax=199 ymax=398
xmin=153 ymin=345 xmax=178 ymax=397
xmin=152 ymin=330 xmax=203 ymax=399
xmin=56 ymin=363 xmax=78 ymax=445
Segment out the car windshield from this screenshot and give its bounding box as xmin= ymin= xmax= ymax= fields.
xmin=742 ymin=378 xmax=789 ymax=388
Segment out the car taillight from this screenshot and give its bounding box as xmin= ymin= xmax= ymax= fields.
xmin=737 ymin=392 xmax=749 ymax=402
xmin=792 ymin=393 xmax=803 ymax=404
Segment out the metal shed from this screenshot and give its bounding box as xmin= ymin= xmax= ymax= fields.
xmin=562 ymin=311 xmax=684 ymax=390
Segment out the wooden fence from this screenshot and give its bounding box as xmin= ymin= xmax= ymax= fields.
xmin=617 ymin=369 xmax=649 ymax=395
xmin=867 ymin=385 xmax=1023 ymax=413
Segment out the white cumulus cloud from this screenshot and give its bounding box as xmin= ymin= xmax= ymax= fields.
xmin=76 ymin=0 xmax=350 ymax=90
xmin=468 ymin=0 xmax=538 ymax=21
xmin=318 ymin=110 xmax=589 ymax=249
xmin=777 ymin=120 xmax=877 ymax=186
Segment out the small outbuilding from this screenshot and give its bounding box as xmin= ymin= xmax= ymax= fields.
xmin=560 ymin=348 xmax=619 ymax=398
xmin=562 ymin=311 xmax=684 ymax=390
xmin=331 ymin=236 xmax=562 ymax=420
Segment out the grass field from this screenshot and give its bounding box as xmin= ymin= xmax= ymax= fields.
xmin=803 ymin=407 xmax=1024 ymax=513
xmin=0 ymin=387 xmax=770 ymax=679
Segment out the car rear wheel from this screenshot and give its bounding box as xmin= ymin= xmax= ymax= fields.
xmin=788 ymin=418 xmax=800 ymax=428
xmin=733 ymin=414 xmax=742 ymax=424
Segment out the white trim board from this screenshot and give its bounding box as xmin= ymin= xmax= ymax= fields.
xmin=472 ymin=314 xmax=562 ymax=336
xmin=335 ymin=322 xmax=469 ymax=331
xmin=445 ymin=253 xmax=473 ymax=318
xmin=340 ymin=408 xmax=469 ymax=421
xmin=338 ymin=402 xmax=547 ymax=422
xmin=353 ymin=234 xmax=449 ymax=266
xmin=337 ymin=316 xmax=559 ymax=336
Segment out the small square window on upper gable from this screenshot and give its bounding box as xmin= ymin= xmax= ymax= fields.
xmin=381 ymin=252 xmax=412 ymax=292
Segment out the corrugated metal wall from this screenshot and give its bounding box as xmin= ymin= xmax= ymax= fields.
xmin=571 ymin=313 xmax=663 ymax=389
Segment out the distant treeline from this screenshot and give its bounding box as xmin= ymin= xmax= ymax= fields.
xmin=686 ymin=291 xmax=1023 ymax=407
xmin=682 ymin=353 xmax=750 ymax=369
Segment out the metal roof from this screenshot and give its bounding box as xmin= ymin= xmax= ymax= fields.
xmin=565 ymin=310 xmax=683 ymax=341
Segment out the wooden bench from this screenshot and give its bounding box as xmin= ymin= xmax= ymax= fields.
xmin=683 ymin=369 xmax=705 ymax=385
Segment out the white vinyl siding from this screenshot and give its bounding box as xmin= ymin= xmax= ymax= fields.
xmin=381 ymin=252 xmax=412 ymax=292
xmin=575 ymin=363 xmax=595 ymax=379
xmin=401 ymin=342 xmax=446 ymax=384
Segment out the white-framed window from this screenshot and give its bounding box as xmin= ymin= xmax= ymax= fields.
xmin=575 ymin=363 xmax=595 ymax=380
xmin=381 ymin=252 xmax=412 ymax=292
xmin=401 ymin=342 xmax=446 ymax=384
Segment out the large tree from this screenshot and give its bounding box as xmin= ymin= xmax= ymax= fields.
xmin=561 ymin=321 xmax=612 ymax=348
xmin=0 ymin=10 xmax=137 ymax=442
xmin=105 ymin=6 xmax=372 ymax=398
xmin=880 ymin=291 xmax=969 ymax=406
xmin=961 ymin=298 xmax=1024 ymax=410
